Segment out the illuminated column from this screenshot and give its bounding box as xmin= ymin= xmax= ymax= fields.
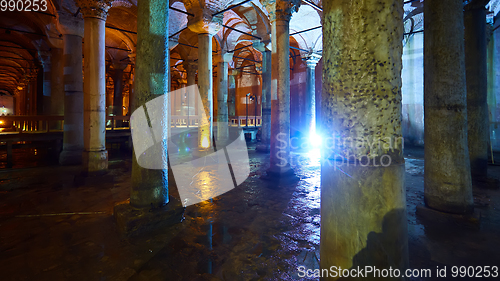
xmin=111 ymin=62 xmax=128 ymax=120
xmin=57 ymin=12 xmax=85 ymax=165
xmin=424 ymin=0 xmax=473 ymax=213
xmin=228 ymin=70 xmax=237 ymax=117
xmin=77 ymin=0 xmax=112 ymax=174
xmin=465 ymin=0 xmax=489 ymax=180
xmin=217 ymin=53 xmax=232 ymax=141
xmin=255 ymin=42 xmax=272 ymax=153
xmin=320 ymin=0 xmax=408 ymax=278
xmin=187 ymin=12 xmax=221 ymax=150
xmin=267 ymin=0 xmax=299 ymax=176
xmin=304 ymin=54 xmax=321 ymax=140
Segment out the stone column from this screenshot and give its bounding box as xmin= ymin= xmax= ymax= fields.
xmin=424 ymin=0 xmax=473 ymax=214
xmin=127 ymin=0 xmax=170 ymax=209
xmin=198 ymin=33 xmax=215 ymax=149
xmin=255 ymin=43 xmax=272 ymax=153
xmin=217 ymin=53 xmax=232 ymax=141
xmin=115 ymin=0 xmax=184 ymax=236
xmin=184 ymin=59 xmax=197 ymax=119
xmin=304 ymin=54 xmax=321 ymax=141
xmin=465 ymin=0 xmax=489 ymax=180
xmin=228 ymin=70 xmax=237 ymax=117
xmin=267 ymin=0 xmax=299 ymax=177
xmin=77 ymin=0 xmax=112 ymax=174
xmin=57 ymin=12 xmax=85 ymax=165
xmin=39 ymin=51 xmax=51 ymax=115
xmin=320 ymin=0 xmax=408 ymax=278
xmin=50 ymin=48 xmax=64 ymax=118
xmin=187 ymin=14 xmax=221 ymax=150
xmin=111 ymin=62 xmax=128 ymax=123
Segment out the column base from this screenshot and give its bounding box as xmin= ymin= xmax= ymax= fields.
xmin=114 ymin=197 xmax=185 ymax=237
xmin=424 ymin=194 xmax=474 ymax=215
xmin=256 ymin=143 xmax=270 ymax=153
xmin=82 ymin=150 xmax=108 ymax=175
xmin=262 ymin=165 xmax=299 ymax=183
xmin=416 ymin=205 xmax=480 ymax=230
xmin=59 ymin=149 xmax=83 ymax=165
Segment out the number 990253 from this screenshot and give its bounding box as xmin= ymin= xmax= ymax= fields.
xmin=1 ymin=0 xmax=48 ymax=12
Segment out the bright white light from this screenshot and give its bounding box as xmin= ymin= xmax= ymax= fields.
xmin=310 ymin=133 xmax=322 ymax=148
xmin=307 ymin=148 xmax=321 ymax=160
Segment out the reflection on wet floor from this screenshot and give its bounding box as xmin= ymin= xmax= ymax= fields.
xmin=0 ymin=144 xmax=499 ymax=280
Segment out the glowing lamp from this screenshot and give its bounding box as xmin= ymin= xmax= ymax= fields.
xmin=201 ymin=136 xmax=210 ymax=149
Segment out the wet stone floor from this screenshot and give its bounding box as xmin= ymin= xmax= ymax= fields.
xmin=0 ymin=144 xmax=499 ymax=280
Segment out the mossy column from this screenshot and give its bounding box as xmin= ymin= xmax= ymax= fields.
xmin=320 ymin=1 xmax=408 ymax=279
xmin=129 ymin=0 xmax=169 ymax=208
xmin=465 ymin=0 xmax=489 ymax=180
xmin=424 ymin=0 xmax=473 ymax=214
xmin=268 ymin=0 xmax=300 ymax=176
xmin=57 ymin=12 xmax=84 ymax=165
xmin=78 ymin=0 xmax=112 ymax=174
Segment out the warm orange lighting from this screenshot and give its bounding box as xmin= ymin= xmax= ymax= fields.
xmin=17 ymin=86 xmax=23 ymax=90
xmin=201 ymin=136 xmax=210 ymax=148
xmin=0 ymin=120 xmax=4 ymax=125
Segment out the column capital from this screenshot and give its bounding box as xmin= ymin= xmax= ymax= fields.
xmin=187 ymin=10 xmax=222 ymax=34
xmin=252 ymin=40 xmax=272 ymax=52
xmin=304 ymin=53 xmax=321 ymax=68
xmin=228 ymin=69 xmax=240 ymax=76
xmin=265 ymin=0 xmax=301 ymax=22
xmin=38 ymin=50 xmax=51 ymax=69
xmin=111 ymin=61 xmax=128 ymax=71
xmin=57 ymin=11 xmax=84 ymax=37
xmin=128 ymin=53 xmax=136 ymax=64
xmin=76 ymin=0 xmax=113 ymax=20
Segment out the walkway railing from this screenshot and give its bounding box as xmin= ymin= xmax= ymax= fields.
xmin=0 ymin=115 xmax=262 ymax=134
xmin=0 ymin=115 xmax=64 ymax=132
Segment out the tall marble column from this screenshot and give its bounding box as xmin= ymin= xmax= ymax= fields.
xmin=465 ymin=0 xmax=489 ymax=180
xmin=304 ymin=54 xmax=321 ymax=141
xmin=255 ymin=43 xmax=272 ymax=153
xmin=57 ymin=12 xmax=85 ymax=165
xmin=111 ymin=62 xmax=128 ymax=122
xmin=77 ymin=0 xmax=112 ymax=174
xmin=187 ymin=12 xmax=221 ymax=150
xmin=320 ymin=0 xmax=408 ymax=278
xmin=267 ymin=0 xmax=299 ymax=176
xmin=424 ymin=0 xmax=473 ymax=214
xmin=217 ymin=53 xmax=232 ymax=141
